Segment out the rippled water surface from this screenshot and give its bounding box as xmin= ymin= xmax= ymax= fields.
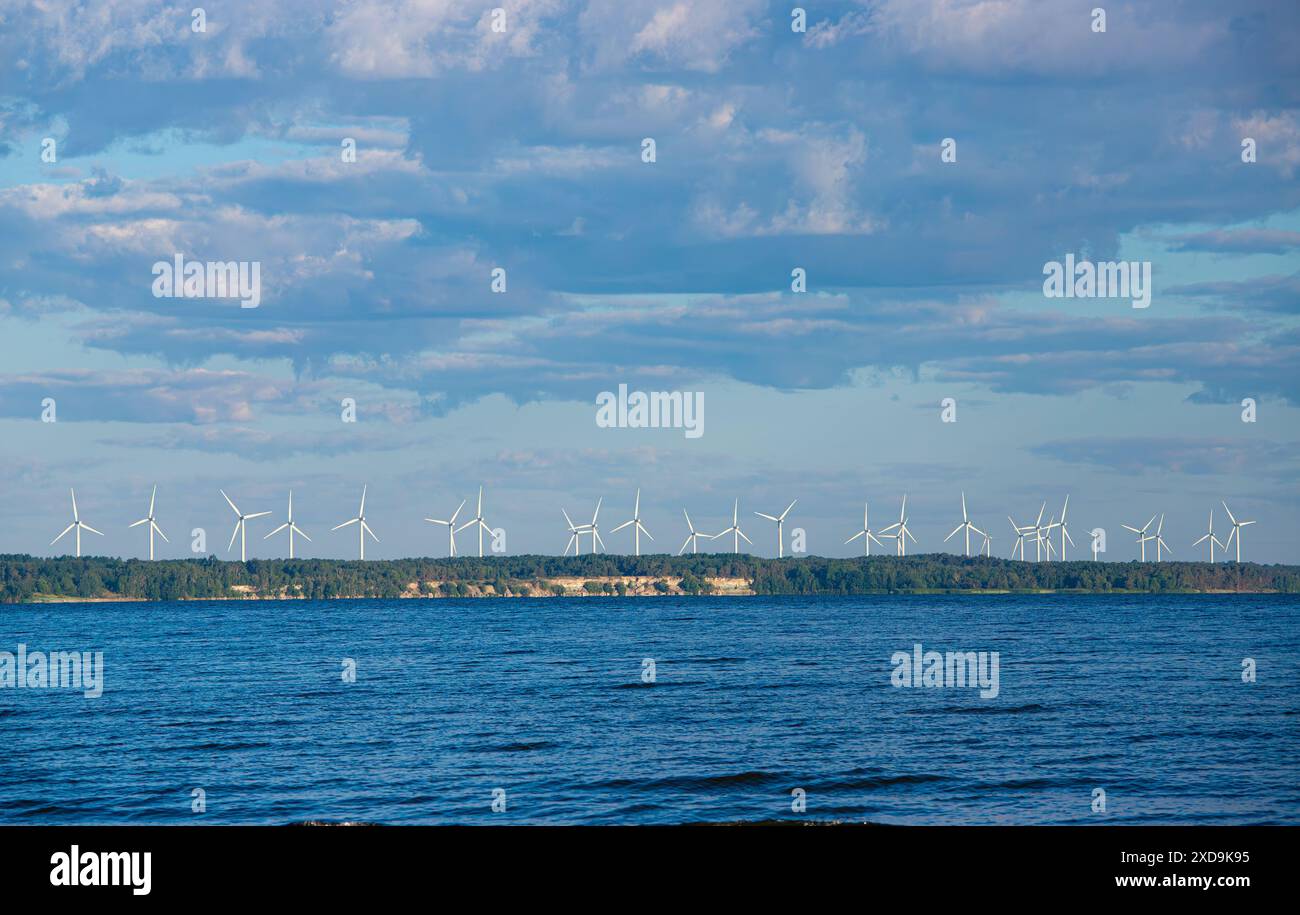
xmin=2 ymin=594 xmax=1297 ymax=824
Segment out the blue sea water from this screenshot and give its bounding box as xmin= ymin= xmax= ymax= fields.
xmin=1 ymin=594 xmax=1296 ymax=825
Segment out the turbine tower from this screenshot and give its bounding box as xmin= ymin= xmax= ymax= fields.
xmin=1140 ymin=514 xmax=1172 ymax=561
xmin=611 ymin=489 xmax=654 ymax=556
xmin=128 ymin=484 xmax=169 ymax=560
xmin=754 ymin=500 xmax=797 ymax=558
xmin=944 ymin=492 xmax=985 ymax=557
xmin=454 ymin=486 xmax=493 ymax=557
xmin=880 ymin=495 xmax=916 ymax=556
xmin=715 ymin=499 xmax=752 ymax=554
xmin=1122 ymin=514 xmax=1157 ymax=562
xmin=1192 ymin=509 xmax=1225 ymax=563
xmin=51 ymin=488 xmax=103 ymax=558
xmin=1057 ymin=494 xmax=1075 ymax=559
xmin=562 ymin=507 xmax=591 ymax=556
xmin=332 ymin=484 xmax=379 ymax=560
xmin=425 ymin=499 xmax=466 ymax=557
xmin=1008 ymin=514 xmax=1034 ymax=561
xmin=1220 ymin=501 xmax=1255 ymax=563
xmin=845 ymin=502 xmax=889 ymax=556
xmin=221 ymin=489 xmax=269 ymax=562
xmin=678 ymin=509 xmax=715 ymax=555
xmin=264 ymin=490 xmax=311 ymax=559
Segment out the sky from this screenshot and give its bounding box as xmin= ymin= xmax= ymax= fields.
xmin=0 ymin=0 xmax=1297 ymax=563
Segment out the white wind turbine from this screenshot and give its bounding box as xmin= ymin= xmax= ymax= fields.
xmin=880 ymin=495 xmax=917 ymax=556
xmin=1122 ymin=514 xmax=1157 ymax=562
xmin=1041 ymin=513 xmax=1062 ymax=561
xmin=845 ymin=502 xmax=889 ymax=556
xmin=264 ymin=490 xmax=310 ymax=559
xmin=332 ymin=485 xmax=379 ymax=560
xmin=678 ymin=509 xmax=715 ymax=555
xmin=51 ymin=488 xmax=103 ymax=558
xmin=1140 ymin=513 xmax=1172 ymax=561
xmin=611 ymin=489 xmax=654 ymax=556
xmin=425 ymin=499 xmax=466 ymax=557
xmin=1220 ymin=501 xmax=1255 ymax=563
xmin=221 ymin=489 xmax=270 ymax=562
xmin=944 ymin=492 xmax=985 ymax=557
xmin=715 ymin=499 xmax=753 ymax=554
xmin=1056 ymin=495 xmax=1075 ymax=560
xmin=754 ymin=500 xmax=797 ymax=558
xmin=454 ymin=486 xmax=493 ymax=558
xmin=980 ymin=531 xmax=993 ymax=557
xmin=562 ymin=507 xmax=592 ymax=556
xmin=128 ymin=484 xmax=168 ymax=560
xmin=1192 ymin=509 xmax=1225 ymax=563
xmin=1008 ymin=514 xmax=1035 ymax=560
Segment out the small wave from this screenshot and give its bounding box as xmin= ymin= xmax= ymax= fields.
xmin=480 ymin=740 xmax=557 ymax=752
xmin=594 ymin=771 xmax=787 ymax=791
xmin=818 ymin=773 xmax=949 ymax=790
xmin=929 ymin=703 xmax=1048 ymax=715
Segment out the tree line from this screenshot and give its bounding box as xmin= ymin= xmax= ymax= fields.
xmin=1 ymin=553 xmax=1296 ymax=603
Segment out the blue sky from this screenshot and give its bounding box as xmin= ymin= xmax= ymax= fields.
xmin=0 ymin=0 xmax=1297 ymax=562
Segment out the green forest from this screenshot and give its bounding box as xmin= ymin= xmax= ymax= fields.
xmin=1 ymin=552 xmax=1297 ymax=603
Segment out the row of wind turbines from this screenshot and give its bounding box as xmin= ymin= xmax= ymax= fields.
xmin=49 ymin=486 xmax=1259 ymax=564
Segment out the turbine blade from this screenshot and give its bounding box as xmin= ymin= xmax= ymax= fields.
xmin=781 ymin=500 xmax=797 ymax=520
xmin=70 ymin=488 xmax=79 ymax=521
xmin=945 ymin=524 xmax=962 ymax=541
xmin=81 ymin=524 xmax=103 ymax=536
xmin=149 ymin=485 xmax=157 ymax=517
xmin=333 ymin=518 xmax=359 ymax=531
xmin=846 ymin=531 xmax=865 ymax=543
xmin=294 ymin=525 xmax=312 ymax=542
xmin=228 ymin=522 xmax=241 ymax=552
xmin=738 ymin=530 xmax=753 ymax=544
xmin=683 ymin=508 xmax=694 ymax=531
xmin=611 ymin=520 xmax=633 ymax=533
xmin=1221 ymin=501 xmax=1237 ymax=524
xmin=52 ymin=523 xmax=75 ymax=544
xmin=152 ymin=521 xmax=169 ymax=542
xmin=266 ymin=522 xmax=289 ymax=538
xmin=1192 ymin=533 xmax=1210 ymax=545
xmin=678 ymin=536 xmax=691 ymax=555
xmin=245 ymin=511 xmax=271 ymax=520
xmin=358 ymin=484 xmax=367 ymax=517
xmin=129 ymin=518 xmax=149 ymax=528
xmin=755 ymin=512 xmax=777 ymax=521
xmin=639 ymin=522 xmax=654 ymax=541
xmin=221 ymin=489 xmax=239 ymax=516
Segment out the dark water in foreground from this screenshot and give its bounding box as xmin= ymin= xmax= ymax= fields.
xmin=1 ymin=594 xmax=1297 ymax=825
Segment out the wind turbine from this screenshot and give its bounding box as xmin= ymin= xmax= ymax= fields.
xmin=454 ymin=486 xmax=494 ymax=557
xmin=980 ymin=532 xmax=993 ymax=557
xmin=1220 ymin=501 xmax=1255 ymax=563
xmin=678 ymin=509 xmax=715 ymax=555
xmin=221 ymin=489 xmax=270 ymax=562
xmin=845 ymin=502 xmax=889 ymax=556
xmin=264 ymin=490 xmax=310 ymax=559
xmin=754 ymin=500 xmax=797 ymax=558
xmin=1140 ymin=514 xmax=1172 ymax=561
xmin=1056 ymin=495 xmax=1075 ymax=559
xmin=944 ymin=492 xmax=985 ymax=557
xmin=562 ymin=507 xmax=591 ymax=556
xmin=128 ymin=484 xmax=169 ymax=560
xmin=1008 ymin=515 xmax=1035 ymax=561
xmin=51 ymin=488 xmax=103 ymax=558
xmin=332 ymin=485 xmax=379 ymax=559
xmin=1122 ymin=514 xmax=1157 ymax=562
xmin=1036 ymin=506 xmax=1060 ymax=562
xmin=1192 ymin=509 xmax=1225 ymax=563
xmin=715 ymin=499 xmax=752 ymax=554
xmin=880 ymin=495 xmax=917 ymax=556
xmin=611 ymin=489 xmax=654 ymax=556
xmin=425 ymin=499 xmax=466 ymax=557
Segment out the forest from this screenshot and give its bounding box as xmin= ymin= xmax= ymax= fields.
xmin=1 ymin=552 xmax=1296 ymax=603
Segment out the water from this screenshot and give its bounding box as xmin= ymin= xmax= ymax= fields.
xmin=1 ymin=594 xmax=1296 ymax=824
